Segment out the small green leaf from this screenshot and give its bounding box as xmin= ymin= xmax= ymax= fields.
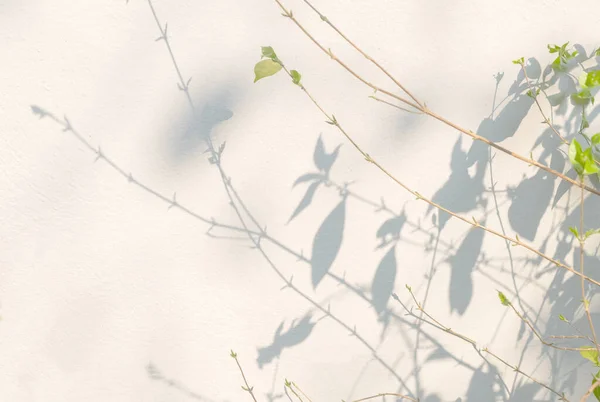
xmin=586 ymin=70 xmax=600 ymax=88
xmin=596 ymin=49 xmax=600 ymax=57
xmin=582 ymin=112 xmax=590 ymax=131
xmin=559 ymin=314 xmax=567 ymax=322
xmin=569 ymin=139 xmax=584 ymax=174
xmin=230 ymin=349 xmax=237 ymax=358
xmin=512 ymin=57 xmax=524 ymax=65
xmin=592 ymin=133 xmax=600 ymax=146
xmin=261 ymin=46 xmax=277 ymax=60
xmin=570 ymin=226 xmax=580 ymax=239
xmin=290 ymin=70 xmax=302 ymax=85
xmin=586 ymin=229 xmax=600 ymax=239
xmin=498 ymin=291 xmax=510 ymax=306
xmin=585 ymin=160 xmax=600 ymax=175
xmin=581 ymin=347 xmax=600 ymax=366
xmin=548 ymin=44 xmax=560 ymax=54
xmin=551 ymin=56 xmax=564 ymax=71
xmin=573 ymin=89 xmax=594 ymax=106
xmin=254 ymin=59 xmax=282 ymax=83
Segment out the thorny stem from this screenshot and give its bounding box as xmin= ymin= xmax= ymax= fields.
xmin=231 ymin=352 xmax=259 ymax=402
xmin=275 ymin=57 xmax=600 ymax=289
xmin=396 ymin=289 xmax=568 ymax=401
xmin=274 ymin=0 xmax=600 ymax=198
xmin=519 ymin=63 xmax=568 ymax=144
xmin=579 ymin=177 xmax=600 ymax=356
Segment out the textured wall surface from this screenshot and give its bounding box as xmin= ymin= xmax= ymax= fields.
xmin=2 ymin=1 xmax=600 ymax=401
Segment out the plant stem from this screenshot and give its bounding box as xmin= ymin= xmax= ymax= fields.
xmin=520 ymin=63 xmax=568 ymax=144
xmin=274 ymin=0 xmax=600 ymax=198
xmin=396 ymin=290 xmax=568 ymax=401
xmin=579 ymin=177 xmax=599 ymax=356
xmin=232 ymin=353 xmax=259 ymax=402
xmin=275 ymin=58 xmax=600 ymax=289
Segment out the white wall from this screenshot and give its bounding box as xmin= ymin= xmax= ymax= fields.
xmin=2 ymin=0 xmax=600 ymax=401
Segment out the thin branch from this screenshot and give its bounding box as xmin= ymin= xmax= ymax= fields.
xmin=579 ymin=177 xmax=600 ymax=356
xmin=368 ymin=95 xmax=423 ymax=114
xmin=275 ymin=0 xmax=600 ymax=198
xmin=581 ymin=379 xmax=600 ymax=402
xmin=273 ymin=55 xmax=600 ymax=289
xmin=300 ymin=0 xmax=423 ymax=109
xmin=519 ymin=63 xmax=568 ymax=144
xmin=292 ymin=382 xmax=313 ymax=402
xmin=506 ymin=299 xmax=596 ymax=351
xmin=349 ymin=393 xmax=418 ymax=402
xmin=395 ymin=289 xmax=568 ymax=401
xmin=230 ymin=351 xmax=259 ymax=402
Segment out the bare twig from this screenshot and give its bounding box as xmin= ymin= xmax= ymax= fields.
xmin=230 ymin=351 xmax=259 ymax=402
xmin=349 ymin=392 xmax=418 ymax=402
xmin=578 ymin=177 xmax=600 ymax=356
xmin=519 ymin=63 xmax=568 ymax=144
xmin=395 ymin=289 xmax=568 ymax=401
xmin=271 ymin=54 xmax=600 ymax=289
xmin=274 ymin=0 xmax=600 ymax=198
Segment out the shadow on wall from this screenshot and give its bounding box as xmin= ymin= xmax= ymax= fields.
xmin=165 ymin=86 xmax=236 ymax=166
xmin=32 ymin=17 xmax=600 ymax=399
xmin=255 ymin=48 xmax=600 ymax=400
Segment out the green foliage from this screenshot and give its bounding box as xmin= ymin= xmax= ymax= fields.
xmin=593 ymin=370 xmax=600 ymax=401
xmin=548 ymin=42 xmax=578 ymax=71
xmin=581 ymin=348 xmax=600 ymax=366
xmin=261 ymin=46 xmax=278 ymax=61
xmin=592 ymin=133 xmax=600 ymax=146
xmin=569 ymin=226 xmax=580 ymax=240
xmin=290 ymin=69 xmax=302 ymax=85
xmin=569 ymin=139 xmax=599 ymax=177
xmin=498 ymin=291 xmax=510 ymax=306
xmin=512 ymin=57 xmax=524 ymax=65
xmin=585 ymin=71 xmax=600 ymax=88
xmin=559 ymin=314 xmax=567 ymax=322
xmin=254 ymin=59 xmax=282 ymax=83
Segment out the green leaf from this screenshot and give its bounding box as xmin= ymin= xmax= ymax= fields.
xmin=596 ymin=49 xmax=600 ymax=57
xmin=573 ymin=89 xmax=594 ymax=106
xmin=593 ymin=370 xmax=600 ymax=401
xmin=586 ymin=229 xmax=600 ymax=239
xmin=585 ymin=160 xmax=600 ymax=175
xmin=261 ymin=46 xmax=277 ymax=61
xmin=548 ymin=44 xmax=560 ymax=54
xmin=498 ymin=291 xmax=510 ymax=306
xmin=551 ymin=56 xmax=564 ymax=71
xmin=559 ymin=314 xmax=567 ymax=322
xmin=570 ymin=226 xmax=580 ymax=239
xmin=254 ymin=59 xmax=282 ymax=83
xmin=586 ymin=70 xmax=600 ymax=88
xmin=592 ymin=133 xmax=600 ymax=146
xmin=569 ymin=139 xmax=584 ymax=174
xmin=290 ymin=69 xmax=302 ymax=85
xmin=581 ymin=347 xmax=600 ymax=366
xmin=512 ymin=57 xmax=524 ymax=65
